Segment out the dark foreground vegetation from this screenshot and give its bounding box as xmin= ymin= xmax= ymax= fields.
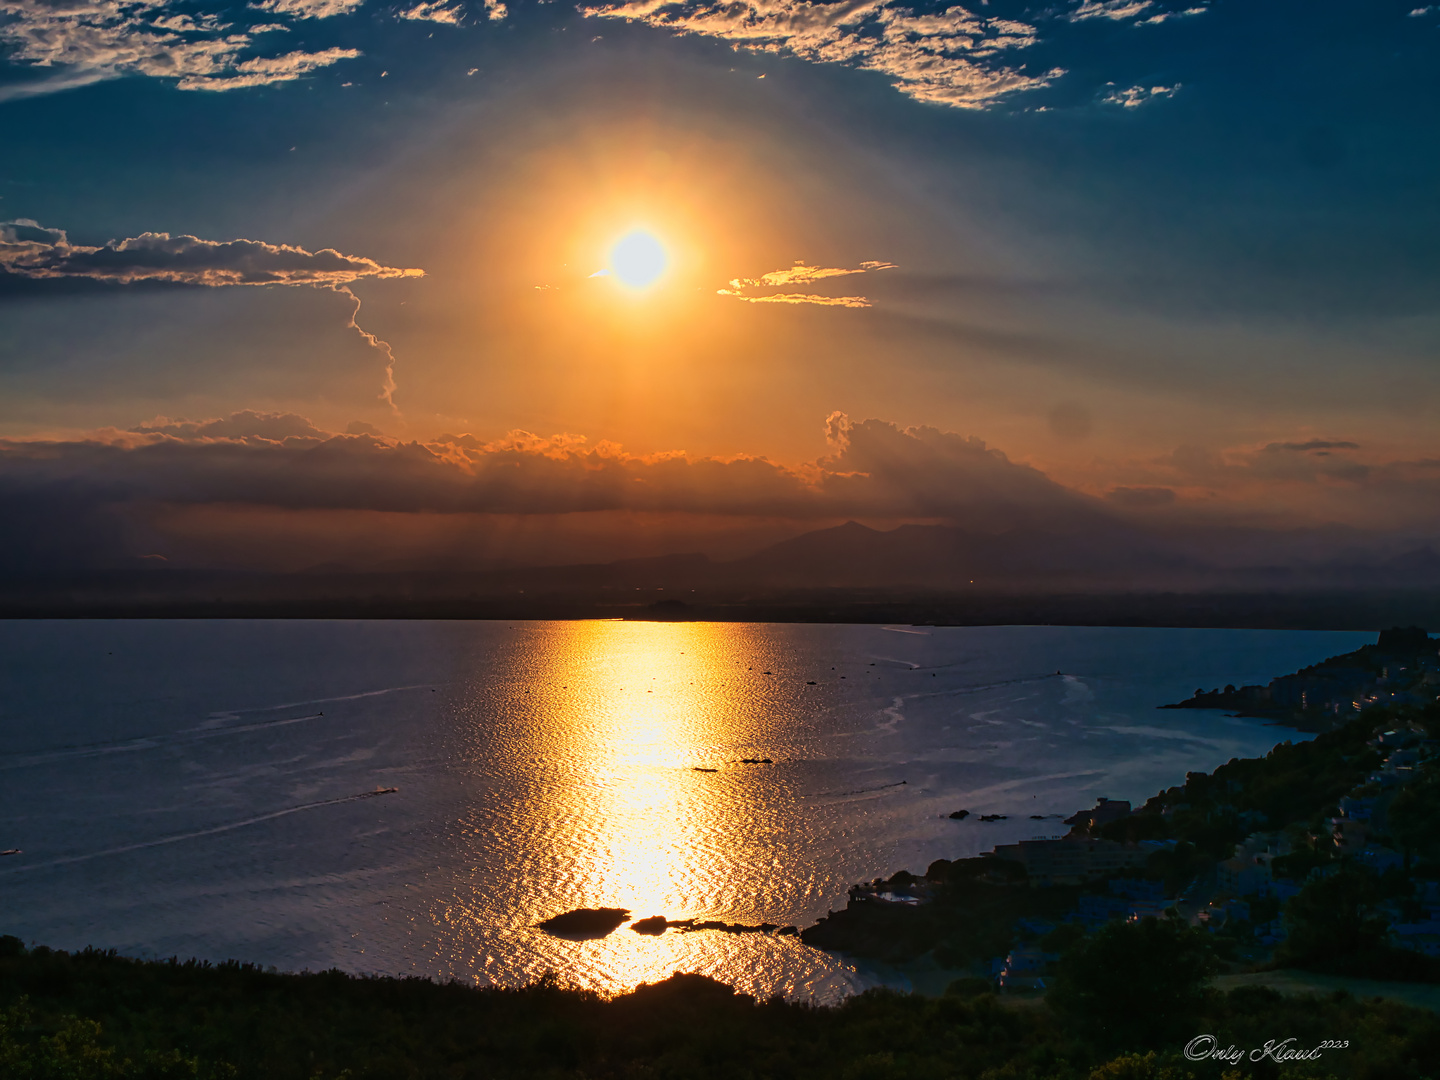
xmin=3 ymin=932 xmax=1439 ymax=1080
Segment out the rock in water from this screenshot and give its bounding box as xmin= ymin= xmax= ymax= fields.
xmin=539 ymin=908 xmax=631 ymax=938
xmin=948 ymin=810 xmax=969 ymax=820
xmin=631 ymin=915 xmax=668 ymax=935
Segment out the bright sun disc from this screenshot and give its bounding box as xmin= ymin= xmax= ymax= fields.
xmin=608 ymin=229 xmax=669 ymax=290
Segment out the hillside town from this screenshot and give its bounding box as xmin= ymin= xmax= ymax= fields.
xmin=803 ymin=627 xmax=1440 ymax=996
xmin=1164 ymin=625 xmax=1440 ymax=729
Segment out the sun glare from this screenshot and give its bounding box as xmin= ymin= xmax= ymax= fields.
xmin=606 ymin=228 xmax=669 ymax=290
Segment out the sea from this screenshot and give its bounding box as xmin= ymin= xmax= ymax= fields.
xmin=0 ymin=620 xmax=1373 ymax=1002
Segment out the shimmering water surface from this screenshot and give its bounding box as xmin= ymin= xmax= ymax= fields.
xmin=0 ymin=620 xmax=1372 ymax=1000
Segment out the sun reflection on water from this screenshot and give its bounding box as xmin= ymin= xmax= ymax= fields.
xmin=431 ymin=619 xmax=870 ymax=998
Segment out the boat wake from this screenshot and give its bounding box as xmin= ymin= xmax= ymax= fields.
xmin=0 ymin=788 xmax=400 ymax=875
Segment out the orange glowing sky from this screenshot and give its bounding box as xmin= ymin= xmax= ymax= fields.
xmin=3 ymin=1 xmax=1440 ymax=571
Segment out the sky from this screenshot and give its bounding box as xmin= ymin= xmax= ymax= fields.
xmin=1 ymin=0 xmax=1439 ymax=573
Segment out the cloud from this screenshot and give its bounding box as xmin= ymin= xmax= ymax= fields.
xmin=485 ymin=0 xmax=507 ymax=18
xmin=0 ymin=220 xmax=424 ymax=287
xmin=582 ymin=0 xmax=1062 ymax=109
xmin=718 ymin=259 xmax=895 ymax=307
xmin=133 ymin=410 xmax=329 ymax=441
xmin=1137 ymin=6 xmax=1205 ymax=24
xmin=250 ymin=0 xmax=367 ymax=19
xmin=1101 ymin=82 xmax=1180 ymax=107
xmin=1069 ymin=0 xmax=1155 ymax=20
xmin=0 ymin=411 xmax=1101 ymax=529
xmin=0 ymin=220 xmax=418 ymax=407
xmin=0 ymin=0 xmax=361 ymax=98
xmin=1068 ymin=0 xmax=1204 ymax=23
xmin=1262 ymin=439 xmax=1361 ymax=454
xmin=1047 ymin=401 xmax=1092 ymax=441
xmin=1105 ymin=485 xmax=1175 ymax=507
xmin=397 ymin=0 xmax=466 ymax=24
xmin=721 ymin=292 xmax=872 ymax=307
xmin=7 ymin=413 xmax=1440 ymax=572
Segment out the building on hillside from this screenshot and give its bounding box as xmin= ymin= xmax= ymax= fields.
xmin=1218 ymin=832 xmax=1293 ymax=895
xmin=1063 ymin=797 xmax=1132 ymax=835
xmin=988 ymin=837 xmax=1148 ymax=885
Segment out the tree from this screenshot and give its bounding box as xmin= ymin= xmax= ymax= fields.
xmin=1277 ymin=866 xmax=1388 ymax=966
xmin=1048 ymin=918 xmax=1215 ymax=1050
xmin=1390 ymin=775 xmax=1440 ymax=869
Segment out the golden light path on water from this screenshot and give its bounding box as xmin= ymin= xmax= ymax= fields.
xmin=426 ymin=620 xmax=872 ymax=999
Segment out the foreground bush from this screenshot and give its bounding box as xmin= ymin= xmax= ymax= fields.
xmin=2 ymin=936 xmax=1438 ymax=1079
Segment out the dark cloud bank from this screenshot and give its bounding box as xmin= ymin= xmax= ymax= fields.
xmin=6 ymin=412 xmax=1440 ymax=616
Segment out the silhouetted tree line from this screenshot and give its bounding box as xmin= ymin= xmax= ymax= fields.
xmin=3 ymin=931 xmax=1440 ymax=1079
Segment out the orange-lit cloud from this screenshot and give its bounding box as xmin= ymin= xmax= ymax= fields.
xmin=720 ymin=292 xmax=871 ymax=307
xmin=717 ymin=259 xmax=895 ymax=307
xmin=5 ymin=411 xmax=1440 ymax=573
xmin=0 ymin=410 xmax=1082 ymax=521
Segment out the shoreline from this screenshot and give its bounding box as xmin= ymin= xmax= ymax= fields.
xmin=6 ymin=587 xmax=1440 ymax=632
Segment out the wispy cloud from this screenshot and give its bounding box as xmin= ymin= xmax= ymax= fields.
xmin=1069 ymin=0 xmax=1155 ymax=20
xmin=1101 ymin=82 xmax=1179 ymax=107
xmin=250 ymin=0 xmax=366 ymax=19
xmin=0 ymin=220 xmax=424 ymax=287
xmin=721 ymin=292 xmax=872 ymax=307
xmin=398 ymin=0 xmax=466 ymax=24
xmin=718 ymin=259 xmax=895 ymax=307
xmin=0 ymin=220 xmax=421 ymax=407
xmin=582 ymin=0 xmax=1061 ymax=109
xmin=1068 ymin=0 xmax=1204 ymax=23
xmin=0 ymin=0 xmax=361 ymax=98
xmin=1261 ymin=439 xmax=1361 ymax=454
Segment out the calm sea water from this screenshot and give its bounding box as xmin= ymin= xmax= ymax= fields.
xmin=0 ymin=620 xmax=1372 ymax=1001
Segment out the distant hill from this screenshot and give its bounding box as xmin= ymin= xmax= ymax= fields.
xmin=723 ymin=520 xmax=1199 ymax=589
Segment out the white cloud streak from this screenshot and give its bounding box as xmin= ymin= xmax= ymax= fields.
xmin=582 ymin=0 xmax=1061 ymax=109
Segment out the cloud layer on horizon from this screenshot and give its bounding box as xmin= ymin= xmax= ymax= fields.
xmin=0 ymin=410 xmax=1087 ymax=521
xmin=4 ymin=410 xmax=1440 ymax=571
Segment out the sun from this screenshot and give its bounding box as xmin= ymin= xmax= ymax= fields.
xmin=605 ymin=228 xmax=670 ymax=291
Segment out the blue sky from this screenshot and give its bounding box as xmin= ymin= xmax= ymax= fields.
xmin=2 ymin=0 xmax=1439 ymax=570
